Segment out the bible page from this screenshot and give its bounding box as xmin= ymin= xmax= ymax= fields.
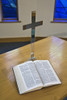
xmin=34 ymin=60 xmax=61 ymax=87
xmin=13 ymin=61 xmax=43 ymax=94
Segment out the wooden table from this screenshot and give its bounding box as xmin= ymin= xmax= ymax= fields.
xmin=0 ymin=36 xmax=67 ymax=100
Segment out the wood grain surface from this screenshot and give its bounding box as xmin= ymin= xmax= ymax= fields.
xmin=0 ymin=36 xmax=67 ymax=100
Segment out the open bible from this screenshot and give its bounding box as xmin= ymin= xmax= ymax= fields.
xmin=13 ymin=60 xmax=61 ymax=94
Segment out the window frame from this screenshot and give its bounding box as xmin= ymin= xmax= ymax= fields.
xmin=52 ymin=0 xmax=67 ymax=23
xmin=0 ymin=0 xmax=20 ymax=23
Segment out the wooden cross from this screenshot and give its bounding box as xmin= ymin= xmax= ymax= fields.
xmin=23 ymin=11 xmax=43 ymax=60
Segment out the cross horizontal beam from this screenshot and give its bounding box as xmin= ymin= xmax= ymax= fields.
xmin=23 ymin=21 xmax=43 ymax=30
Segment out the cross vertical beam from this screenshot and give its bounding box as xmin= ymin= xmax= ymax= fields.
xmin=31 ymin=11 xmax=36 ymax=43
xmin=23 ymin=11 xmax=43 ymax=60
xmin=30 ymin=11 xmax=36 ymax=60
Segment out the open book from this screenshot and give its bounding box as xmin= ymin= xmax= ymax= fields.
xmin=13 ymin=60 xmax=61 ymax=94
